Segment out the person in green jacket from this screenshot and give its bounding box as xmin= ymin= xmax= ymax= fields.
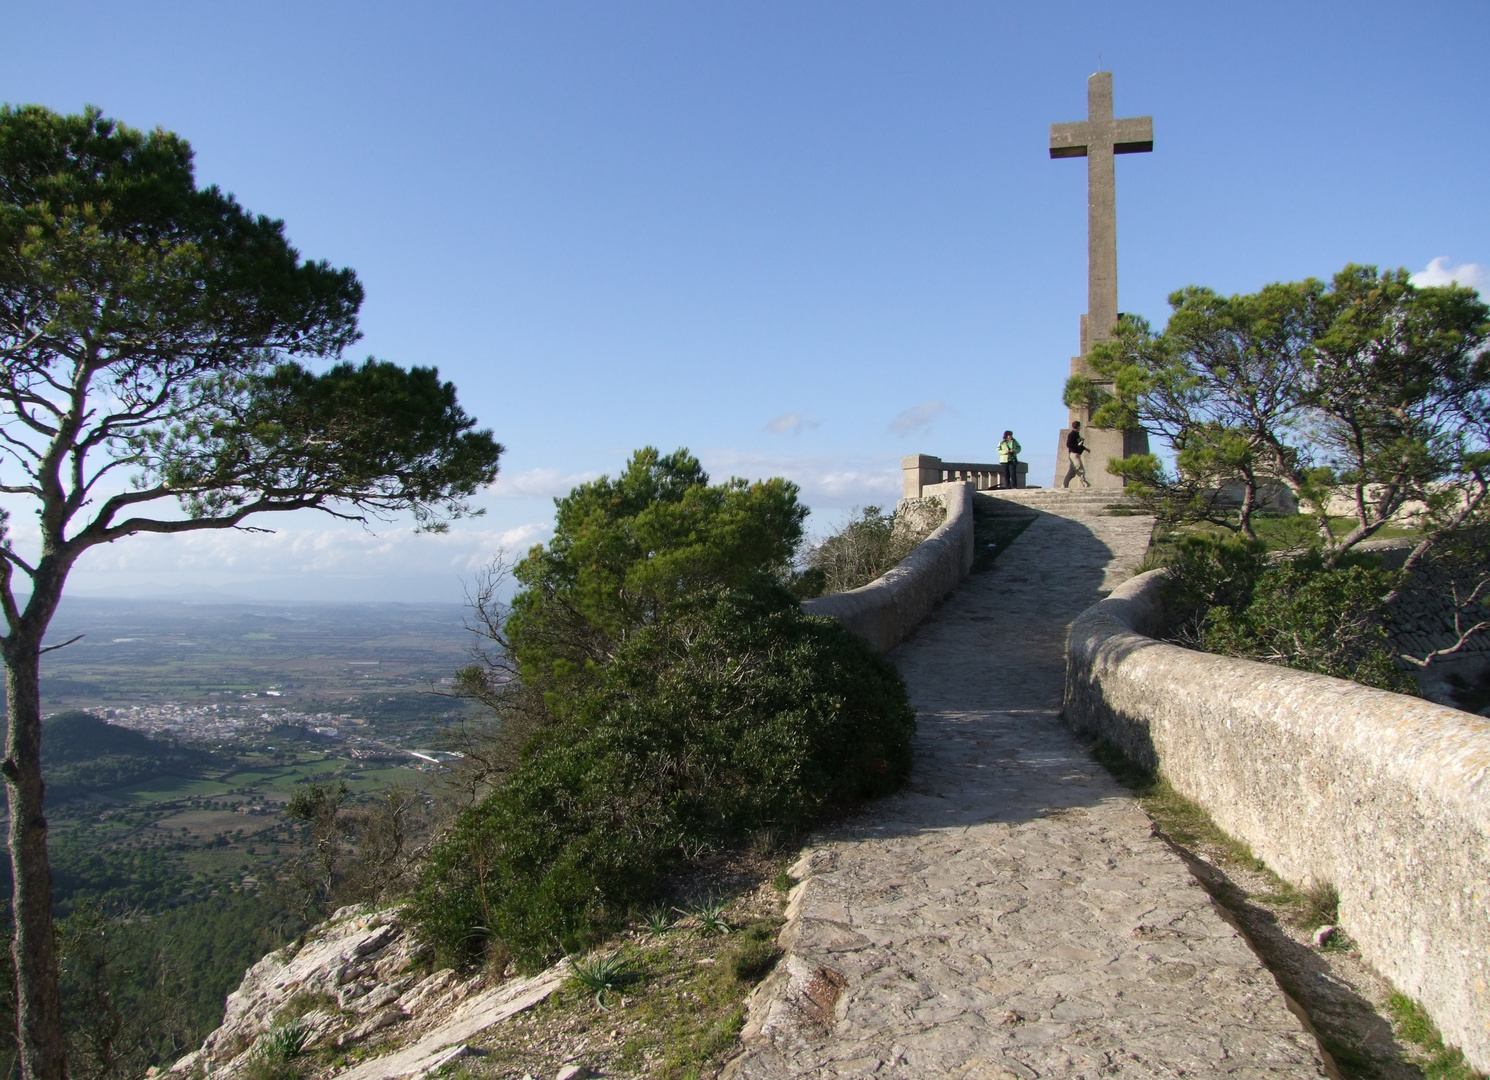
xmin=997 ymin=430 xmax=1021 ymax=489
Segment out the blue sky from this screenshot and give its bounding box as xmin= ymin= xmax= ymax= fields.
xmin=3 ymin=0 xmax=1486 ymax=602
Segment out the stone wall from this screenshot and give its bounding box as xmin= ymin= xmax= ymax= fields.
xmin=802 ymin=481 xmax=974 ymax=654
xmin=1064 ymin=570 xmax=1490 ymax=1071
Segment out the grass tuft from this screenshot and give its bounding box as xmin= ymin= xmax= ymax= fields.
xmin=616 ymin=915 xmax=781 ymax=1079
xmin=1387 ymin=993 xmax=1483 ymax=1080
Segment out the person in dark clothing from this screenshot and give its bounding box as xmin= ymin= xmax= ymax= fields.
xmin=1063 ymin=421 xmax=1089 ymax=488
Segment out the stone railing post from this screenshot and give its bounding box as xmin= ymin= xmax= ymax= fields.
xmin=902 ymin=454 xmax=943 ymax=499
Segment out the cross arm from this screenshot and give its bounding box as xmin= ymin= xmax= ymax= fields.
xmin=1112 ymin=116 xmax=1154 ymax=154
xmin=1049 ymin=121 xmax=1092 ymax=158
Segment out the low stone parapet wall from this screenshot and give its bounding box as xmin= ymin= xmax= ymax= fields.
xmin=1065 ymin=570 xmax=1490 ymax=1070
xmin=802 ymin=481 xmax=974 ymax=654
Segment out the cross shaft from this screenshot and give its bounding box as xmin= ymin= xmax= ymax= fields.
xmin=1050 ymin=71 xmax=1152 ymax=359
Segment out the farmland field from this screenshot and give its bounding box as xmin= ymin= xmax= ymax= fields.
xmin=0 ymin=597 xmax=493 ymax=1055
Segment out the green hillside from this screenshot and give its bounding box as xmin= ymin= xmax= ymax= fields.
xmin=41 ymin=711 xmax=219 ymax=802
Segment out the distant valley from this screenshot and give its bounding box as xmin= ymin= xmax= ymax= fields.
xmin=1 ymin=598 xmax=485 ymax=1055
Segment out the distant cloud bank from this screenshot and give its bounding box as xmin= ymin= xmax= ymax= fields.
xmin=1412 ymin=256 xmax=1487 ymax=295
xmin=490 ymin=467 xmax=600 ymax=499
xmin=698 ymin=449 xmax=899 ymax=507
xmin=50 ymin=518 xmax=553 ymax=603
xmin=888 ymin=400 xmax=946 ymax=436
xmin=764 ymin=412 xmax=820 ymax=436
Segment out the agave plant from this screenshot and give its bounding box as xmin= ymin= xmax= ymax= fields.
xmin=242 ymin=1020 xmax=311 ymax=1080
xmin=259 ymin=1021 xmax=309 ymax=1063
xmin=641 ymin=905 xmax=674 ymax=936
xmin=566 ymin=953 xmax=640 ymax=1009
xmin=678 ymin=895 xmax=732 ymax=936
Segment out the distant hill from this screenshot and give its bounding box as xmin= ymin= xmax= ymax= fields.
xmin=42 ymin=710 xmax=217 ymax=801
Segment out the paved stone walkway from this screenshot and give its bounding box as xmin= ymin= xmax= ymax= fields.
xmin=730 ymin=494 xmax=1325 ymax=1079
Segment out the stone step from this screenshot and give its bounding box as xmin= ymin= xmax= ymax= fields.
xmin=975 ymin=490 xmax=1138 ymax=516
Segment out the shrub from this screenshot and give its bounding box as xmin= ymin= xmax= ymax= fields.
xmin=415 ymin=449 xmax=915 ymax=967
xmin=1161 ymin=535 xmax=1408 ymax=691
xmin=411 ymin=579 xmax=913 ymax=966
xmin=805 ymin=501 xmax=944 ymax=595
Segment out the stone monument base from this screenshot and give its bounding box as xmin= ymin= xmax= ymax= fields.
xmin=1054 ymin=427 xmax=1149 ymax=490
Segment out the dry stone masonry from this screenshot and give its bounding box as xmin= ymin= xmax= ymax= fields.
xmin=1066 ymin=568 xmax=1490 ymax=1072
xmin=731 ymin=490 xmax=1326 ymax=1078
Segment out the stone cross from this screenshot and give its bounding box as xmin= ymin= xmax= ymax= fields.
xmin=1048 ymin=71 xmax=1153 ymax=488
xmin=1050 ymin=71 xmax=1152 ymax=362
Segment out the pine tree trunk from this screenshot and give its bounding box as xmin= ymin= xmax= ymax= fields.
xmin=3 ymin=627 xmax=67 ymax=1080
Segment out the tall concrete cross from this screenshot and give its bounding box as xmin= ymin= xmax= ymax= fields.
xmin=1050 ymin=71 xmax=1152 ymax=361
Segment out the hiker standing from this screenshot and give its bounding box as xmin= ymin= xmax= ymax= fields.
xmin=1063 ymin=421 xmax=1090 ymax=488
xmin=997 ymin=430 xmax=1021 ymax=489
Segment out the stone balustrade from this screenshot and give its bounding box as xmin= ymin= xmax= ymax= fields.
xmin=1065 ymin=570 xmax=1490 ymax=1071
xmin=902 ymin=454 xmax=1027 ymax=499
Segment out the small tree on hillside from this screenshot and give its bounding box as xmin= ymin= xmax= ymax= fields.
xmin=1090 ymin=266 xmax=1489 ymax=563
xmin=1306 ymin=266 xmax=1490 ymax=568
xmin=1085 ymin=284 xmax=1326 ymax=538
xmin=0 ymin=106 xmax=503 ymax=1079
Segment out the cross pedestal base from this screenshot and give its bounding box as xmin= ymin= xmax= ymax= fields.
xmin=1054 ymin=427 xmax=1149 ymax=490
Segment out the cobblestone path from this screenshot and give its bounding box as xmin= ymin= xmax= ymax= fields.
xmin=729 ymin=493 xmax=1325 ymax=1079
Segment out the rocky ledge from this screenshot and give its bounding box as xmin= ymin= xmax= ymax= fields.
xmin=167 ymin=905 xmax=565 ymax=1080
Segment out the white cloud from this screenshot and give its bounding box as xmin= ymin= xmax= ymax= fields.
xmin=698 ymin=449 xmax=900 ymax=507
xmin=888 ymin=400 xmax=946 ymax=436
xmin=490 ymin=467 xmax=600 ymax=499
xmin=43 ymin=518 xmax=554 ymax=602
xmin=1411 ymin=256 xmax=1487 ymax=295
xmin=764 ymin=412 xmax=820 ymax=436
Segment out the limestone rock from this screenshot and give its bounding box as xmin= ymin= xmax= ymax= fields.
xmin=168 ymin=904 xmax=563 ymax=1080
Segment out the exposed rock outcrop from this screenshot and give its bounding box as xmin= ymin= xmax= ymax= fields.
xmin=170 ymin=905 xmax=564 ymax=1080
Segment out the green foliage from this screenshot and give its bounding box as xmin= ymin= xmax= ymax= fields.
xmin=1160 ymin=536 xmax=1407 ymax=691
xmin=278 ymin=780 xmax=423 ymax=920
xmin=1259 ymin=880 xmax=1340 ymax=932
xmin=274 ymin=991 xmax=341 ymax=1025
xmin=505 ymin=447 xmax=806 ymax=698
xmin=805 ymin=501 xmax=944 ymax=595
xmin=240 ymin=1021 xmax=309 ymax=1080
xmin=1062 ymin=373 xmax=1113 ymax=416
xmin=417 ymin=450 xmax=913 ymax=967
xmin=1087 ymin=266 xmax=1490 ymax=549
xmin=729 ymin=934 xmax=780 ymax=984
xmin=599 ymin=915 xmax=781 ymax=1080
xmin=4 ymin=895 xmax=307 ymax=1080
xmin=0 ymin=105 xmax=504 ymax=531
xmin=1 ymin=104 xmax=503 ymax=1074
xmin=34 ymin=712 xmax=219 ymax=802
xmin=1387 ymin=994 xmax=1482 ymax=1080
xmin=566 ymin=953 xmax=640 ymax=1009
xmin=641 ymin=905 xmax=674 ymax=935
xmin=1203 ymin=557 xmax=1407 ymax=690
xmin=414 ymin=578 xmax=914 ymax=965
xmin=684 ymin=896 xmax=732 ymax=937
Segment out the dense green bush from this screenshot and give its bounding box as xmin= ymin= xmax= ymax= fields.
xmin=414 ymin=581 xmax=912 ymax=964
xmin=412 ymin=450 xmax=915 ymax=966
xmin=1161 ymin=535 xmax=1408 ymax=692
